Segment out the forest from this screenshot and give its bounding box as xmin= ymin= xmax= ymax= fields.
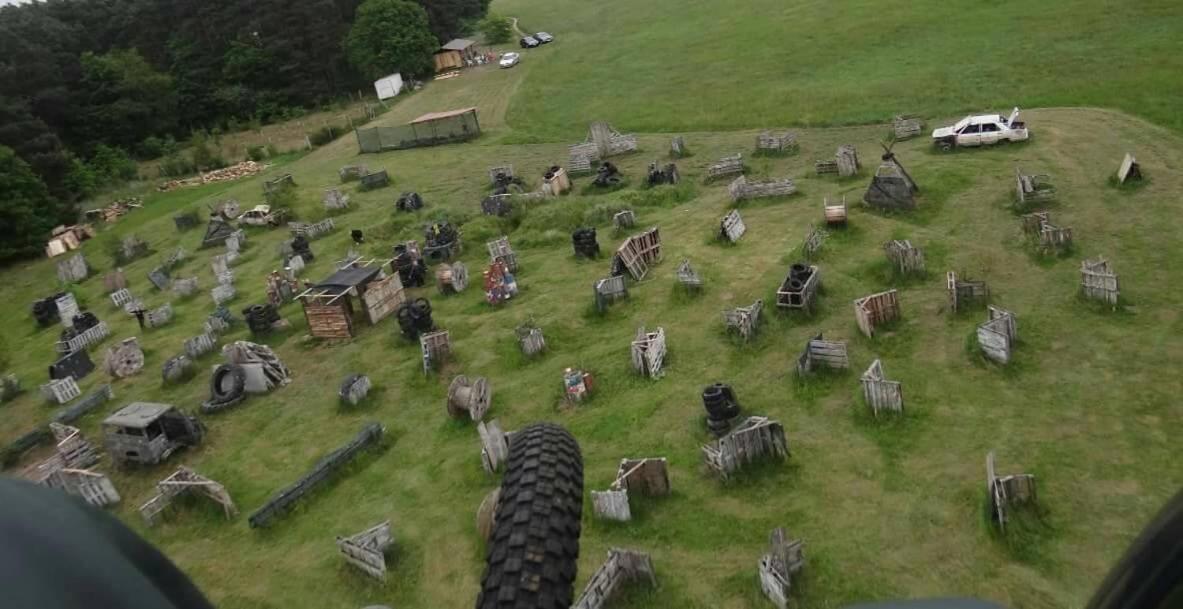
xmin=0 ymin=0 xmax=491 ymax=261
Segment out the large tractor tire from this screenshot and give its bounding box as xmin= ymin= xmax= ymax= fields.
xmin=475 ymin=423 xmax=583 ymax=609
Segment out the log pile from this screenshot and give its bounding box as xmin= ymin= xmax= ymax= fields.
xmin=157 ymin=161 xmax=270 ymax=192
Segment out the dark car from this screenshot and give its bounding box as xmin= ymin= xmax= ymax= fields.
xmin=534 ymin=32 xmax=554 ymax=43
xmin=519 ymin=36 xmax=540 ymax=48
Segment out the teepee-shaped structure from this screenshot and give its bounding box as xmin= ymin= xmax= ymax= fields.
xmin=863 ymin=142 xmax=918 ymax=211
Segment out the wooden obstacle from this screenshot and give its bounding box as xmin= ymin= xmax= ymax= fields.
xmin=1116 ymin=152 xmax=1142 ymax=184
xmin=515 ymin=322 xmax=546 ymax=356
xmin=102 ymin=269 xmax=127 ymax=293
xmin=823 ymin=196 xmax=847 ymax=226
xmin=861 ymin=359 xmax=903 ymax=416
xmin=338 ymin=374 xmax=372 ymax=406
xmin=289 ymin=218 xmax=336 ymax=240
xmin=55 ymin=322 xmax=111 ymax=355
xmin=758 ymin=528 xmax=806 ymax=609
xmin=1021 ymin=211 xmax=1073 ymax=253
xmin=815 ymin=145 xmax=860 ymax=177
xmin=756 ymin=130 xmax=798 ymax=154
xmin=719 ymin=209 xmax=746 ymax=243
xmin=987 ymin=451 xmax=1037 ymax=532
xmin=184 ymin=332 xmax=217 ymax=359
xmin=43 ymin=468 xmax=120 ymax=508
xmin=795 ymin=333 xmax=849 ymax=376
xmin=801 ymin=225 xmax=826 ymax=260
xmin=675 ymin=259 xmax=702 ymax=290
xmin=359 ymin=170 xmax=390 ymax=191
xmin=706 ymin=154 xmax=745 ymax=181
xmin=853 ymin=289 xmax=900 ymax=338
xmin=884 ymin=240 xmax=925 ymax=275
xmin=211 ymin=283 xmax=236 ymax=306
xmin=723 ymin=299 xmax=763 ymax=341
xmin=542 ymin=167 xmax=571 ymax=196
xmin=630 ymin=326 xmax=667 ymax=378
xmin=729 ymin=175 xmax=797 ymax=202
xmin=569 ymin=122 xmax=637 ymax=172
xmin=893 ymin=115 xmax=924 ymax=140
xmin=337 ymin=521 xmax=395 ymax=580
xmin=436 ymin=262 xmax=469 ymax=294
xmin=145 ymin=303 xmax=174 ymax=328
xmin=339 ymin=165 xmax=368 ymax=182
xmin=478 ymin=419 xmax=509 ymax=473
xmin=420 ymin=330 xmax=451 ymax=373
xmin=594 ymin=275 xmax=629 ymax=311
xmin=447 ymin=375 xmax=491 ymax=421
xmin=40 ymin=377 xmax=81 ymax=404
xmin=1015 ymin=168 xmax=1056 ymax=207
xmin=1081 ymin=257 xmax=1120 ymax=305
xmin=864 ymin=149 xmax=918 ymax=211
xmin=592 ymin=458 xmax=670 ymax=521
xmin=670 ymin=136 xmax=687 ymax=158
xmin=263 ymin=173 xmax=295 ymax=195
xmin=55 ymin=293 xmax=79 ymax=328
xmin=172 ymin=277 xmax=199 ymax=297
xmin=947 ymin=271 xmax=989 ymax=312
xmin=57 ymin=254 xmax=89 ymax=283
xmin=613 ymin=209 xmax=636 ymax=229
xmin=977 ymin=306 xmax=1018 ymax=364
xmin=487 ymin=165 xmax=514 ymax=185
xmin=25 ymin=423 xmax=101 ymax=482
xmin=486 ymin=236 xmax=518 ymax=272
xmin=571 ymin=548 xmax=657 ymax=609
xmin=775 ymin=264 xmax=821 ymax=312
xmin=703 ymin=416 xmax=788 ymax=479
xmin=323 ymin=188 xmax=350 ymax=210
xmin=139 ymin=467 xmax=237 ymax=526
xmin=613 ymin=227 xmax=662 ymax=280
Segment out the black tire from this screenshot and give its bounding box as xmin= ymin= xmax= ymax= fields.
xmin=789 ymin=279 xmax=804 ymax=292
xmin=210 ymin=363 xmax=246 ymax=402
xmin=476 ymin=423 xmax=583 ymax=609
xmin=412 ymin=298 xmax=432 ymax=317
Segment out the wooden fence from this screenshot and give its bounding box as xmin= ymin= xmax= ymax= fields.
xmin=976 ymin=306 xmax=1017 ymax=364
xmin=756 ymin=131 xmax=798 ymax=154
xmin=860 ymin=359 xmax=903 ymax=416
xmin=853 ymin=289 xmax=900 ymax=338
xmin=706 ymin=154 xmax=745 ymax=180
xmin=1081 ymin=257 xmax=1119 ymax=305
xmin=289 ymin=218 xmax=336 ymax=240
xmin=702 ymin=416 xmax=788 ymax=479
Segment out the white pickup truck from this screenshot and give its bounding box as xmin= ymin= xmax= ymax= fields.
xmin=932 ymin=107 xmax=1028 ymax=151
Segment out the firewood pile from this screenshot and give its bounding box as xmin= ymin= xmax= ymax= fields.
xmin=84 ymin=197 xmax=144 ymax=223
xmin=157 ymin=161 xmax=269 ymax=192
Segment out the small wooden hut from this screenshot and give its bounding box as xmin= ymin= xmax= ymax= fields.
xmin=298 ymin=260 xmax=404 ymax=339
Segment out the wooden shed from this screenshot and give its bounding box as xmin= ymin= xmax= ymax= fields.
xmin=434 ymin=39 xmax=479 ymax=72
xmin=298 ymin=261 xmax=404 ymax=339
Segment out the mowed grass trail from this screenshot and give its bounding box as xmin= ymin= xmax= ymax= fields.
xmin=496 ymin=0 xmax=1183 ymax=139
xmin=2 ymin=103 xmax=1182 ymax=609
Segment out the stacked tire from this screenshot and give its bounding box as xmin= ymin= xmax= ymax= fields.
xmin=396 ymin=298 xmax=434 ymax=340
xmin=572 ymin=228 xmax=599 ymax=258
xmin=786 ymin=263 xmax=812 ymax=292
xmin=292 ymin=235 xmax=314 ymax=262
xmin=396 ymin=192 xmax=424 ymax=212
xmin=393 ymin=245 xmax=427 ymax=287
xmin=31 ymin=293 xmax=64 ymax=327
xmin=703 ymin=383 xmax=741 ymax=436
xmin=243 ymin=304 xmax=280 ymax=335
xmin=202 ymin=363 xmax=246 ymax=413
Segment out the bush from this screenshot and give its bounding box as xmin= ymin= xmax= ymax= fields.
xmin=265 ymin=143 xmax=279 ymax=158
xmin=309 ymin=124 xmax=345 ymax=147
xmin=138 ymin=136 xmax=167 ymax=160
xmin=479 ymin=13 xmax=512 ymax=44
xmin=158 ymin=153 xmax=196 ymax=178
xmin=246 ymin=145 xmax=267 ymax=162
xmin=89 ymin=145 xmax=138 ymax=183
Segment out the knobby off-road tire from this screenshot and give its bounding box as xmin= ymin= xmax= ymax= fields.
xmin=475 ymin=423 xmax=583 ymax=609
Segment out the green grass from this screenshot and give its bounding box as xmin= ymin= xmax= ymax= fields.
xmin=1 ymin=5 xmax=1183 ymax=608
xmin=498 ymin=0 xmax=1183 ymax=139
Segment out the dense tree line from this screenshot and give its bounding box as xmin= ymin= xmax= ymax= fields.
xmin=0 ymin=0 xmax=490 ymax=263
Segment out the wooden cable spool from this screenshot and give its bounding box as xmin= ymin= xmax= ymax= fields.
xmin=476 ymin=487 xmax=501 ymax=542
xmin=436 ymin=262 xmax=468 ymax=294
xmin=447 ymin=375 xmax=491 ymax=421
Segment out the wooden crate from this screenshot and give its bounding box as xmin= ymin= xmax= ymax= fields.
xmin=853 ymin=289 xmax=900 ymax=338
xmin=860 ymin=359 xmax=903 ymax=416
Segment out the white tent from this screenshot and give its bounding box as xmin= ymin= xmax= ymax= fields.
xmin=374 ymin=73 xmax=403 ymax=101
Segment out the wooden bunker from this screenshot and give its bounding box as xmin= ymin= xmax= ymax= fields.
xmin=758 ymin=528 xmax=806 ymax=609
xmin=592 ymin=457 xmax=670 ymax=522
xmin=1116 ymin=152 xmax=1142 ymax=184
xmin=947 ymin=271 xmax=989 ymax=312
xmin=775 ymin=264 xmax=821 ymax=312
xmin=1081 ymin=257 xmax=1120 ymax=305
xmin=987 ymin=451 xmax=1037 ymax=531
xmin=675 ymin=259 xmax=702 ymax=290
xmin=567 ymin=121 xmax=638 ymax=174
xmin=723 ymin=299 xmax=763 ymax=341
xmin=863 ymin=145 xmax=918 ymax=210
xmin=702 ymin=415 xmax=788 ymax=479
xmin=720 ymin=209 xmax=746 ymax=243
xmin=337 ymin=521 xmax=395 ymax=580
xmin=884 ymin=240 xmax=925 ymax=275
xmin=815 ymin=144 xmax=860 ymax=177
xmin=355 ymin=108 xmax=481 ymax=153
xmin=853 ymin=289 xmax=901 ymax=338
xmin=801 ymin=225 xmax=826 ymax=260
xmin=728 ymin=175 xmax=797 ymax=202
xmin=977 ymin=306 xmax=1018 ymax=364
xmin=630 ymin=326 xmax=667 ymax=378
xmin=861 ymin=359 xmax=903 ymax=416
xmin=612 ymin=227 xmax=662 ymax=280
xmin=593 ymin=275 xmax=629 ymax=311
xmin=893 ymin=115 xmax=924 ymax=140
xmin=1021 ymin=211 xmax=1073 ymax=253
xmin=298 ymin=261 xmax=404 ymax=339
xmin=571 ymin=548 xmax=657 ymax=609
xmin=795 ymin=333 xmax=849 ymax=376
xmin=139 ymin=467 xmax=237 ymax=526
xmin=706 ymin=153 xmax=745 ymax=181
xmin=755 ymin=130 xmax=798 ymax=154
xmin=1015 ymin=167 xmax=1056 ymax=208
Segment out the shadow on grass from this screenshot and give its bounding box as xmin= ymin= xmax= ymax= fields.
xmin=982 ymin=493 xmax=1058 ymax=565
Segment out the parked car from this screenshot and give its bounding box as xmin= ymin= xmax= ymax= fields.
xmin=520 ymin=36 xmax=540 ymax=48
xmin=931 ymin=107 xmax=1028 ymax=151
xmin=239 ymin=204 xmax=287 ymax=227
xmin=499 ymin=52 xmax=521 ymax=69
xmin=534 ymin=32 xmax=555 ymax=43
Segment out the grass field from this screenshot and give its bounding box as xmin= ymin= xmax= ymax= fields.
xmin=497 ymin=0 xmax=1183 ymax=139
xmin=3 ymin=2 xmax=1183 ymax=609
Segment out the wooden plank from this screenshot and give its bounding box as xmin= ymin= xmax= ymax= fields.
xmin=362 ymin=274 xmax=405 ymax=325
